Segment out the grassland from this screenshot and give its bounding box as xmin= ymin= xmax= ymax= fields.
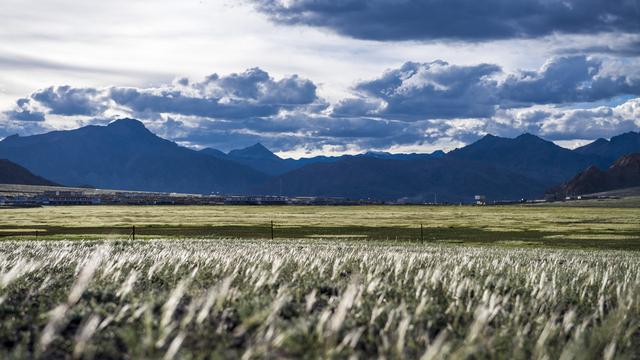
xmin=1 ymin=205 xmax=639 ymax=249
xmin=2 ymin=239 xmax=640 ymax=359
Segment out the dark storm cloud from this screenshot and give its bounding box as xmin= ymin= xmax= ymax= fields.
xmin=109 ymin=88 xmax=280 ymax=119
xmin=3 ymin=109 xmax=45 ymax=122
xmin=2 ymin=98 xmax=45 ymax=122
xmin=252 ymin=0 xmax=640 ymax=42
xmin=557 ymin=40 xmax=640 ymax=57
xmin=339 ymin=56 xmax=640 ymax=121
xmin=500 ymin=56 xmax=640 ymax=105
xmin=3 ymin=68 xmax=322 ymax=122
xmin=109 ymin=68 xmax=321 ymax=119
xmin=30 ymin=86 xmax=104 ymax=116
xmin=347 ymin=60 xmax=501 ymax=120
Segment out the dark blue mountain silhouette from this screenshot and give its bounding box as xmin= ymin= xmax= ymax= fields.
xmin=447 ymin=133 xmax=603 ymax=185
xmin=574 ymin=132 xmax=640 ymax=164
xmin=257 ymin=156 xmax=548 ymax=203
xmin=200 ymin=143 xmax=445 ymax=176
xmin=0 ymin=159 xmax=58 ymax=186
xmin=0 ymin=119 xmax=266 ymax=194
xmin=1 ymin=119 xmax=638 ymax=202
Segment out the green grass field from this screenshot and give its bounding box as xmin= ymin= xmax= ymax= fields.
xmin=1 ymin=205 xmax=639 ymax=249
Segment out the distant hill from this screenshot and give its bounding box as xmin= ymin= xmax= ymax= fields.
xmin=225 ymin=143 xmax=301 ymax=175
xmin=0 ymin=119 xmax=267 ymax=194
xmin=447 ymin=133 xmax=601 ymax=185
xmin=0 ymin=159 xmax=58 ymax=186
xmin=550 ymin=153 xmax=640 ymax=196
xmin=574 ymin=132 xmax=640 ymax=164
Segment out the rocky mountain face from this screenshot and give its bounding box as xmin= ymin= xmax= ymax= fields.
xmin=549 ymin=153 xmax=640 ymax=197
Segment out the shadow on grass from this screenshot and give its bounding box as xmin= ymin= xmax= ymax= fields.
xmin=1 ymin=224 xmax=639 ymax=250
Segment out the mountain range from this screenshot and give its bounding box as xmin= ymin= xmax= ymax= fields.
xmin=0 ymin=118 xmax=639 ymax=202
xmin=199 ymin=143 xmax=444 ymax=176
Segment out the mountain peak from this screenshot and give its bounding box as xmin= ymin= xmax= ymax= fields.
xmin=105 ymin=118 xmax=154 ymax=139
xmin=611 ymin=131 xmax=640 ymax=143
xmin=108 ymin=118 xmax=147 ymax=129
xmin=2 ymin=134 xmax=20 ymax=143
xmin=574 ymin=131 xmax=640 ymax=162
xmin=228 ymin=143 xmax=281 ymax=160
xmin=249 ymin=142 xmax=269 ymax=151
xmin=515 ymin=133 xmax=546 ymax=142
xmin=199 ymin=147 xmax=229 ymax=159
xmin=516 ymin=132 xmax=536 ymax=138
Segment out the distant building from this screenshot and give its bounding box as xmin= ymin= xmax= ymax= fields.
xmin=474 ymin=195 xmax=486 ymax=205
xmin=224 ymin=195 xmax=288 ymax=205
xmin=43 ymin=191 xmax=100 ymax=205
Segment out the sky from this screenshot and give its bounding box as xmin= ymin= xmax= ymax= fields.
xmin=0 ymin=0 xmax=639 ymax=158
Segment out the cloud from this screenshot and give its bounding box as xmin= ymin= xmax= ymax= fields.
xmin=2 ymin=68 xmax=322 ymax=121
xmin=251 ymin=0 xmax=640 ymax=42
xmin=500 ymin=56 xmax=640 ymax=105
xmin=530 ymin=99 xmax=640 ymax=140
xmin=30 ymin=86 xmax=104 ymax=116
xmin=479 ymin=98 xmax=640 ymax=141
xmin=558 ymin=41 xmax=640 ymax=57
xmin=2 ymin=98 xmax=45 ymax=122
xmin=338 ymin=56 xmax=640 ymax=121
xmin=106 ymin=68 xmax=321 ymax=120
xmin=344 ymin=60 xmax=500 ymax=120
xmin=3 ymin=109 xmax=45 ymax=122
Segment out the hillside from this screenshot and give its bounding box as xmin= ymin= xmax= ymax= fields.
xmin=550 ymin=153 xmax=640 ymax=196
xmin=0 ymin=159 xmax=58 ymax=186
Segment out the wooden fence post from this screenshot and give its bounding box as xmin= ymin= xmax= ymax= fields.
xmin=271 ymin=220 xmax=274 ymax=240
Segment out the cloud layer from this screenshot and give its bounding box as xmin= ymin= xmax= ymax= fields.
xmin=334 ymin=56 xmax=640 ymax=120
xmin=252 ymin=0 xmax=640 ymax=42
xmin=2 ymin=57 xmax=639 ymax=155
